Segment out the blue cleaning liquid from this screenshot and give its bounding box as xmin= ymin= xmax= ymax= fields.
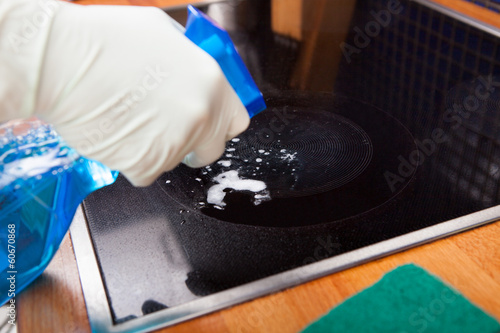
xmin=0 ymin=119 xmax=117 ymax=305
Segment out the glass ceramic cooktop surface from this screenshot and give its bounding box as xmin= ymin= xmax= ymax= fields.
xmin=74 ymin=0 xmax=500 ymax=331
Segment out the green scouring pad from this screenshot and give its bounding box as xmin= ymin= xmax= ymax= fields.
xmin=302 ymin=264 xmax=500 ymax=333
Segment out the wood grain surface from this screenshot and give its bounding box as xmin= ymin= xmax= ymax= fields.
xmin=17 ymin=0 xmax=500 ymax=332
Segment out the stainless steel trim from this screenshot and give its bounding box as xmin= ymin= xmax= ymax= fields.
xmin=413 ymin=0 xmax=500 ymax=38
xmin=70 ymin=207 xmax=114 ymax=333
xmin=71 ymin=203 xmax=500 ymax=333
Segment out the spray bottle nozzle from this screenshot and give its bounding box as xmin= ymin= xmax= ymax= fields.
xmin=184 ymin=5 xmax=266 ymax=118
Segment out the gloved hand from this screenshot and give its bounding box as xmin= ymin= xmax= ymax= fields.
xmin=0 ymin=0 xmax=250 ymax=186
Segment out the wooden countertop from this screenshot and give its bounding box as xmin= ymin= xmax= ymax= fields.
xmin=18 ymin=0 xmax=500 ymax=332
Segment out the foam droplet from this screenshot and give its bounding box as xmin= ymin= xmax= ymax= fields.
xmin=206 ymin=170 xmax=271 ymax=208
xmin=217 ymin=160 xmax=232 ymax=167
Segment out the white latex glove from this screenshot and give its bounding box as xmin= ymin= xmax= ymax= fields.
xmin=0 ymin=0 xmax=250 ymax=186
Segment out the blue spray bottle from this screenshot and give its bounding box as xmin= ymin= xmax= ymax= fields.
xmin=0 ymin=5 xmax=265 ymax=305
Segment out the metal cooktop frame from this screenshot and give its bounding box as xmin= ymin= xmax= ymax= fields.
xmin=71 ymin=205 xmax=500 ymax=333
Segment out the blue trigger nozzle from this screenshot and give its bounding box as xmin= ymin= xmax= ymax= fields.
xmin=184 ymin=5 xmax=266 ymax=118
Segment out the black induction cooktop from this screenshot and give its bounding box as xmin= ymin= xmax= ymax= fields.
xmin=72 ymin=0 xmax=500 ymax=332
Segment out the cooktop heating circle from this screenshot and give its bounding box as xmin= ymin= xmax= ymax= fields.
xmin=158 ymin=95 xmax=417 ymax=228
xmin=225 ymin=110 xmax=373 ymax=197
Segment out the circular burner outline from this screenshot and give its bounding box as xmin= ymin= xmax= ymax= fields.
xmin=206 ymin=110 xmax=374 ymax=198
xmin=157 ymin=95 xmax=418 ymax=229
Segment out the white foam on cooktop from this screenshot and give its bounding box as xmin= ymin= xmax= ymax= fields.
xmin=207 ymin=170 xmax=271 ymax=207
xmin=281 ymin=151 xmax=297 ymax=161
xmin=217 ymin=160 xmax=232 ymax=167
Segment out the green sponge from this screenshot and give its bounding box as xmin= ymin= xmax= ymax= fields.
xmin=302 ymin=264 xmax=500 ymax=333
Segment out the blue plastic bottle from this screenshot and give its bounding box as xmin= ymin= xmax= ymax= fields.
xmin=0 ymin=119 xmax=117 ymax=305
xmin=0 ymin=5 xmax=265 ymax=306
